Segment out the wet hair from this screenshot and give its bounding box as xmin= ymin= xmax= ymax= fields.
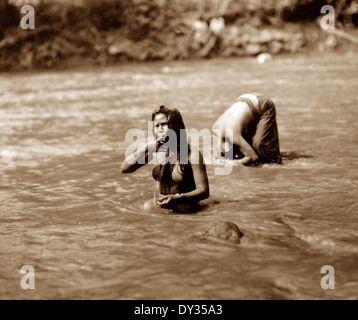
xmin=151 ymin=105 xmax=190 ymax=166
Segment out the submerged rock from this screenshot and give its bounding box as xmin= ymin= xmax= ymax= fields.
xmin=203 ymin=221 xmax=244 ymax=244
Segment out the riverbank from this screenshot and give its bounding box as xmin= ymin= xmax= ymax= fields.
xmin=1 ymin=0 xmax=357 ymax=72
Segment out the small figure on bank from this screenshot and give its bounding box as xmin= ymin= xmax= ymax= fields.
xmin=121 ymin=105 xmax=210 ymax=213
xmin=212 ymin=93 xmax=282 ymax=165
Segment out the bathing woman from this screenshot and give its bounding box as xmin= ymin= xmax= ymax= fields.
xmin=212 ymin=93 xmax=282 ymax=165
xmin=121 ymin=106 xmax=210 ymax=213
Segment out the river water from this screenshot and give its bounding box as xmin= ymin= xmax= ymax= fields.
xmin=0 ymin=52 xmax=357 ymax=300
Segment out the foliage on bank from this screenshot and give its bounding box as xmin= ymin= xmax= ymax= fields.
xmin=0 ymin=0 xmax=358 ymax=71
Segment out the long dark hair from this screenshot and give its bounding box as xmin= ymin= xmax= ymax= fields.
xmin=151 ymin=105 xmax=190 ymax=167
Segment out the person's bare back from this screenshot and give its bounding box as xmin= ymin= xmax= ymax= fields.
xmin=212 ymin=94 xmax=282 ymax=165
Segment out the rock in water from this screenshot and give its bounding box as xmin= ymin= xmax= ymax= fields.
xmin=257 ymin=53 xmax=272 ymax=64
xmin=203 ymin=221 xmax=244 ymax=244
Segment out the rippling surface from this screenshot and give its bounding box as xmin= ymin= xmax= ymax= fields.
xmin=1 ymin=52 xmax=358 ymax=300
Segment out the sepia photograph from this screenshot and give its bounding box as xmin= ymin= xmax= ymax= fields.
xmin=1 ymin=0 xmax=357 ymax=303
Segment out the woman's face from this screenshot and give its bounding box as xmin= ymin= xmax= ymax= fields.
xmin=153 ymin=113 xmax=169 ymax=141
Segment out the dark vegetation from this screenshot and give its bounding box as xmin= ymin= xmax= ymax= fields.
xmin=0 ymin=0 xmax=357 ymax=71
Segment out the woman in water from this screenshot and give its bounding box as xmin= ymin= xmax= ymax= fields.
xmin=212 ymin=93 xmax=282 ymax=165
xmin=121 ymin=105 xmax=210 ymax=213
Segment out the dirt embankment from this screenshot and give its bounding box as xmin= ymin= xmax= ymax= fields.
xmin=0 ymin=0 xmax=357 ymax=71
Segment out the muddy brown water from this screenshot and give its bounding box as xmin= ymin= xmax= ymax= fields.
xmin=1 ymin=52 xmax=357 ymax=299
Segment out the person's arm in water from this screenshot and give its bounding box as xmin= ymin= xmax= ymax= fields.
xmin=213 ymin=101 xmax=258 ymax=165
xmin=228 ymin=102 xmax=259 ymax=165
xmin=157 ymin=148 xmax=210 ymax=206
xmin=121 ymin=138 xmax=163 ymax=174
xmin=233 ymin=134 xmax=259 ymax=165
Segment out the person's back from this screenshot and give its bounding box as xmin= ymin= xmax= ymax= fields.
xmin=212 ymin=93 xmax=282 ymax=165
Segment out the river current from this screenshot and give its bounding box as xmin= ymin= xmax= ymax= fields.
xmin=0 ymin=52 xmax=357 ymax=300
